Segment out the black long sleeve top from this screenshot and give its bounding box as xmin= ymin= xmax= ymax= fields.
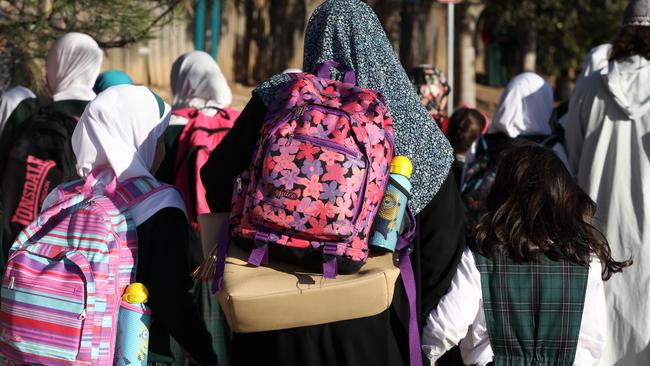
xmin=136 ymin=208 xmax=218 ymax=366
xmin=200 ymin=94 xmax=466 ymax=366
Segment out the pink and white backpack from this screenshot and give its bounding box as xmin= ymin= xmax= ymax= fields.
xmin=225 ymin=61 xmax=394 ymax=278
xmin=0 ymin=170 xmax=170 ymax=365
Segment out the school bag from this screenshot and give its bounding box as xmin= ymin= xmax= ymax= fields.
xmin=461 ymin=133 xmax=561 ymax=237
xmin=0 ymin=107 xmax=79 ymax=264
xmin=204 ymin=61 xmax=422 ymax=366
xmin=172 ymin=107 xmax=238 ymax=230
xmin=226 ymin=60 xmax=394 ymax=278
xmin=0 ymin=170 xmax=170 ymax=365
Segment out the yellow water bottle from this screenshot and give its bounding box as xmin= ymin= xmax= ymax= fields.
xmin=115 ymin=283 xmax=151 ymax=365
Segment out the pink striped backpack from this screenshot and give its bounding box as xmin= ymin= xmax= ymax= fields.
xmin=0 ymin=170 xmax=169 ymax=365
xmin=217 ymin=61 xmax=395 ymax=281
xmin=172 ymin=107 xmax=238 ymax=230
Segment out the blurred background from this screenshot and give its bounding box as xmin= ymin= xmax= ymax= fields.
xmin=0 ymin=0 xmax=629 ymax=113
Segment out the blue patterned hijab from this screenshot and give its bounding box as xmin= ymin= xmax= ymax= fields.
xmin=256 ymin=0 xmax=453 ymax=213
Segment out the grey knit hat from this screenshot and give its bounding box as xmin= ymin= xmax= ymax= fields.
xmin=624 ymin=0 xmax=650 ymax=26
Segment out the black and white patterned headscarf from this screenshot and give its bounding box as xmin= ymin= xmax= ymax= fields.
xmin=256 ymin=0 xmax=453 ymax=213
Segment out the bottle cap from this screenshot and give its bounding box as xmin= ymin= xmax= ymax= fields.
xmin=390 ymin=156 xmax=412 ymax=179
xmin=122 ymin=283 xmax=149 ymax=304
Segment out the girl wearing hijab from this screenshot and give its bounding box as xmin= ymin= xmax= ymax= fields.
xmin=486 ymin=72 xmax=569 ymax=167
xmin=157 ymin=50 xmax=238 ymax=186
xmin=565 ymin=1 xmax=650 ymax=362
xmin=46 ymin=32 xmax=103 ymax=117
xmin=157 ymin=50 xmax=236 ymax=366
xmin=72 ymin=84 xmax=219 ymax=366
xmin=1 ymin=33 xmax=103 ymax=259
xmin=200 ymin=1 xmax=465 ymax=365
xmin=461 ymin=73 xmax=569 ymax=239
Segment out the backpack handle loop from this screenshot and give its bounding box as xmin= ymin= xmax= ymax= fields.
xmin=82 ymin=167 xmax=117 ymax=197
xmin=317 ymin=60 xmax=357 ymax=85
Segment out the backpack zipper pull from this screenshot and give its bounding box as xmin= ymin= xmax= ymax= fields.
xmin=8 ymin=276 xmax=15 ymax=289
xmin=236 ymin=177 xmax=243 ymax=193
xmin=294 ymin=105 xmax=306 ymax=118
xmin=78 ymin=309 xmax=86 ymax=320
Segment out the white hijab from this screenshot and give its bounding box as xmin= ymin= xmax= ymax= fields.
xmin=72 ymin=85 xmax=185 ymax=224
xmin=0 ymin=86 xmax=35 ymax=136
xmin=581 ymin=44 xmax=612 ymax=80
xmin=486 ymin=72 xmax=571 ymax=170
xmin=489 ymin=72 xmax=554 ymax=137
xmin=170 ymin=50 xmax=232 ymax=111
xmin=46 ymin=33 xmax=103 ymax=102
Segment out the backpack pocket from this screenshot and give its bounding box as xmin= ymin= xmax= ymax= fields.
xmin=0 ymin=251 xmax=88 ymax=362
xmin=250 ymin=133 xmax=367 ymax=242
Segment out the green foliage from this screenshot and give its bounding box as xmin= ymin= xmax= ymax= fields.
xmin=484 ymin=0 xmax=628 ymax=75
xmin=0 ymin=0 xmax=186 ymax=90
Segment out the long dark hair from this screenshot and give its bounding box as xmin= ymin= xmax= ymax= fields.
xmin=610 ymin=26 xmax=650 ymax=61
xmin=474 ymin=145 xmax=631 ymax=280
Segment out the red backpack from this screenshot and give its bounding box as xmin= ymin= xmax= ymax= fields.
xmin=172 ymin=107 xmax=239 ymax=229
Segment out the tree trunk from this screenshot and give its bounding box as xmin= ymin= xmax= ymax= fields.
xmin=457 ymin=1 xmax=485 ymax=108
xmin=522 ymin=27 xmax=537 ymax=72
xmin=399 ymin=1 xmax=415 ymax=68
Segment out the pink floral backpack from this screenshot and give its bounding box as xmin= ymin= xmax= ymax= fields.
xmin=220 ymin=61 xmax=394 ymax=280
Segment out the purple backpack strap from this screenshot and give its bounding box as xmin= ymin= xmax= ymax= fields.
xmin=212 ymin=220 xmax=231 ymax=293
xmin=317 ymin=60 xmax=357 ymax=85
xmin=396 ymin=206 xmax=423 ymax=366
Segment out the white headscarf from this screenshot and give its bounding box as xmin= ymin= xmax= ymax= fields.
xmin=72 ymin=84 xmax=185 ymax=224
xmin=0 ymin=86 xmax=35 ymax=136
xmin=489 ymin=72 xmax=554 ymax=137
xmin=46 ymin=33 xmax=103 ymax=102
xmin=170 ymin=50 xmax=232 ymax=111
xmin=581 ymin=44 xmax=612 ymax=80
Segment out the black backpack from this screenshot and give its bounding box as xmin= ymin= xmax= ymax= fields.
xmin=0 ymin=107 xmax=78 ymax=261
xmin=460 ymin=133 xmax=560 ymax=239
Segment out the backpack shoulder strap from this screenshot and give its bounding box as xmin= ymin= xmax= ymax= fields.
xmin=396 ymin=207 xmax=422 ymax=366
xmin=171 ymin=107 xmax=200 ymax=120
xmin=113 ymin=177 xmax=172 ymax=210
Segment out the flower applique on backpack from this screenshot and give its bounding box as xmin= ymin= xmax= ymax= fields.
xmin=204 ymin=61 xmax=424 ymax=366
xmin=215 ymin=61 xmax=395 ymax=281
xmin=0 ymin=169 xmax=170 ymax=366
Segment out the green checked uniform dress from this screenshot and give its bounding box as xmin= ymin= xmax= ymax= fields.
xmin=474 ymin=252 xmax=589 ymax=366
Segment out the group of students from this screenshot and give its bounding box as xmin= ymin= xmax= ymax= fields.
xmin=0 ymin=0 xmax=648 ymax=365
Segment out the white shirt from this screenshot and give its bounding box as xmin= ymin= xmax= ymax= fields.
xmin=422 ymin=249 xmax=607 ymax=366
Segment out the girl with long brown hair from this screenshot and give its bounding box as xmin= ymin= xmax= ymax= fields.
xmin=422 ymin=145 xmax=630 ymax=366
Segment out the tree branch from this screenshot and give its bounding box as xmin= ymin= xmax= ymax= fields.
xmin=96 ymin=0 xmax=181 ymax=48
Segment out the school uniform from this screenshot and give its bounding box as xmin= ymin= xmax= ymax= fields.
xmin=423 ymin=249 xmax=606 ymax=365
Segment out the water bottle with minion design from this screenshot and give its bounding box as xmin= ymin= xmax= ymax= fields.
xmin=370 ymin=156 xmax=413 ymax=252
xmin=115 ymin=283 xmax=151 ymax=366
